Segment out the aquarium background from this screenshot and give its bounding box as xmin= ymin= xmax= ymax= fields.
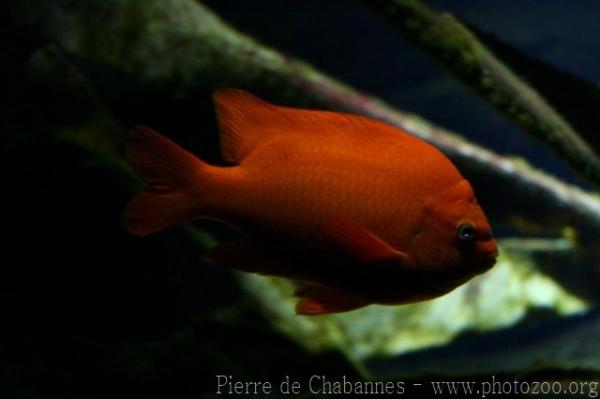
xmin=4 ymin=0 xmax=600 ymax=397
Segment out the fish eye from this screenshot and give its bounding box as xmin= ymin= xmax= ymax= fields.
xmin=457 ymin=222 xmax=477 ymax=242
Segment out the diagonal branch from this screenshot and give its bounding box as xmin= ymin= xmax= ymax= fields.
xmin=357 ymin=0 xmax=600 ymax=188
xmin=14 ymin=0 xmax=600 ymax=244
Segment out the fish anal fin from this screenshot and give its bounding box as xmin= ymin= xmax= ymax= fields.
xmin=295 ymin=285 xmax=368 ymax=315
xmin=324 ymin=218 xmax=408 ymax=264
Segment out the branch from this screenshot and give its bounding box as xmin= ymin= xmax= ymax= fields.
xmin=367 ymin=310 xmax=600 ymax=378
xmin=15 ymin=0 xmax=600 ymax=243
xmin=357 ymin=0 xmax=600 ymax=188
xmin=472 ymin=27 xmax=600 ymax=154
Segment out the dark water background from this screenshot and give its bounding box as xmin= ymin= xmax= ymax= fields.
xmin=3 ymin=1 xmax=600 ymax=397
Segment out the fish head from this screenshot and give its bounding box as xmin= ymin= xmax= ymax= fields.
xmin=413 ymin=179 xmax=498 ymax=286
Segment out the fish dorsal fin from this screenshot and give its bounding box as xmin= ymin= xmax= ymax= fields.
xmin=213 ymin=89 xmax=405 ymax=163
xmin=213 ymin=89 xmax=288 ymax=163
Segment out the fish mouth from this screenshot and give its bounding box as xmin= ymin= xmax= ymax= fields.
xmin=477 ymin=238 xmax=499 ymax=270
xmin=481 ymin=249 xmax=499 ymax=270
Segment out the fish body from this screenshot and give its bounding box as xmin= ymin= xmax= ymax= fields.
xmin=124 ymin=89 xmax=498 ymax=315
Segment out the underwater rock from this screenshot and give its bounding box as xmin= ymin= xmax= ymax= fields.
xmin=237 ymin=249 xmax=587 ymax=363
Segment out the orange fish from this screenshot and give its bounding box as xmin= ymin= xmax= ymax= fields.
xmin=123 ymin=89 xmax=498 ymax=315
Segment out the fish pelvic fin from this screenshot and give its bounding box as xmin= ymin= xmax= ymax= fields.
xmin=123 ymin=126 xmax=210 ymax=237
xmin=295 ymin=284 xmax=369 ymax=315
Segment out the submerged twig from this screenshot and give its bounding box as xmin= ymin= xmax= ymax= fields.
xmin=14 ymin=0 xmax=600 ymax=243
xmin=498 ymin=237 xmax=575 ymax=254
xmin=357 ymin=0 xmax=600 ymax=188
xmin=367 ymin=310 xmax=600 ymax=377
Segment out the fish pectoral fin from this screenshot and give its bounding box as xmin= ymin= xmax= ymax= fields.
xmin=295 ymin=284 xmax=369 ymax=315
xmin=323 ymin=218 xmax=409 ymax=265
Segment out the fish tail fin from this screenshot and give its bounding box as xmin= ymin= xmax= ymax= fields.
xmin=123 ymin=126 xmax=210 ymax=237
